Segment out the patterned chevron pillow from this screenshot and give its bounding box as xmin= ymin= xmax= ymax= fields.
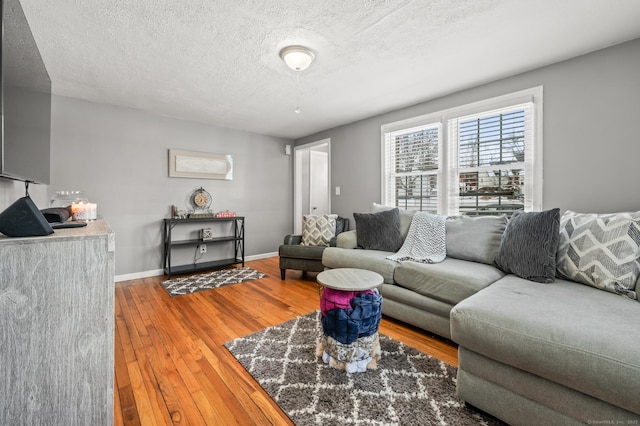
xmin=301 ymin=214 xmax=337 ymax=246
xmin=556 ymin=210 xmax=640 ymax=300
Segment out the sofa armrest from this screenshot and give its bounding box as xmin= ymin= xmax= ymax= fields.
xmin=283 ymin=234 xmax=303 ymax=245
xmin=336 ymin=230 xmax=358 ymax=249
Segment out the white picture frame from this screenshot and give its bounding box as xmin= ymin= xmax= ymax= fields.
xmin=168 ymin=149 xmax=233 ymax=180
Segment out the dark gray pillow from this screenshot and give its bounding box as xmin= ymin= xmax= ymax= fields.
xmin=354 ymin=208 xmax=404 ymax=252
xmin=494 ymin=208 xmax=561 ymax=283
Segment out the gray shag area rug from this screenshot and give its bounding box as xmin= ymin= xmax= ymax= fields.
xmin=225 ymin=311 xmax=503 ymax=425
xmin=162 ymin=267 xmax=266 ymax=297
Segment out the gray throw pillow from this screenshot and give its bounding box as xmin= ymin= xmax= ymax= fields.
xmin=354 ymin=208 xmax=404 ymax=252
xmin=371 ymin=203 xmax=415 ymax=240
xmin=446 ymin=215 xmax=508 ymax=265
xmin=494 ymin=208 xmax=560 ymax=283
xmin=301 ymin=214 xmax=337 ymax=246
xmin=557 ymin=210 xmax=640 ymax=300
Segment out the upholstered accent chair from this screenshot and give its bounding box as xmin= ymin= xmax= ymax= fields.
xmin=279 ymin=216 xmax=349 ymax=279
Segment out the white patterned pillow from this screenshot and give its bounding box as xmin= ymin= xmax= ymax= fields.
xmin=556 ymin=210 xmax=640 ymax=300
xmin=301 ymin=214 xmax=337 ymax=246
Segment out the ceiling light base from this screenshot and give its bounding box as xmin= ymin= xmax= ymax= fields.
xmin=279 ymin=45 xmax=315 ymax=71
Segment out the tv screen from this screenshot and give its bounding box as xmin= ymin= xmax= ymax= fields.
xmin=0 ymin=0 xmax=51 ymax=184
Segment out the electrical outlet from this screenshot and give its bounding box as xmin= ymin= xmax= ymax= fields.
xmin=199 ymin=244 xmax=206 ymax=254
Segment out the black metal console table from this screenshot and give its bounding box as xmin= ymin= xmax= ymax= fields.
xmin=163 ymin=216 xmax=245 ymax=278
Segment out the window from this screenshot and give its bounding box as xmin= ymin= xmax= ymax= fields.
xmin=383 ymin=123 xmax=441 ymax=213
xmin=382 ymin=87 xmax=542 ymax=216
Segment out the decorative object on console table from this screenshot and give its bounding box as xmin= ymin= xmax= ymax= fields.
xmin=200 ymin=227 xmax=213 ymax=241
xmin=163 ymin=216 xmax=245 ymax=278
xmin=188 ymin=212 xmax=215 ymax=218
xmin=0 ymin=196 xmax=53 ymax=237
xmin=71 ymin=202 xmax=97 ymax=221
xmin=215 ymin=210 xmax=236 ymax=218
xmin=49 ymin=190 xmax=88 ymax=208
xmin=186 ymin=187 xmax=215 ymax=218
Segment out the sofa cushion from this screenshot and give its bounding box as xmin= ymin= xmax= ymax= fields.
xmin=322 ymin=247 xmax=397 ymax=284
xmin=494 ymin=208 xmax=560 ymax=283
xmin=371 ymin=203 xmax=416 ymax=239
xmin=446 ymin=215 xmax=507 ymax=265
xmin=354 ymin=208 xmax=404 ymax=252
xmin=393 ymin=258 xmax=505 ymax=305
xmin=450 ymin=275 xmax=640 ymax=415
xmin=335 ymin=230 xmax=358 ymax=249
xmin=301 ymin=214 xmax=337 ymax=246
xmin=556 ymin=210 xmax=640 ymax=300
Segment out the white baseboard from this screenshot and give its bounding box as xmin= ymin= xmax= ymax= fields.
xmin=115 ymin=269 xmax=164 ymax=283
xmin=114 ymin=251 xmax=278 ymax=283
xmin=247 ymin=251 xmax=278 ymax=261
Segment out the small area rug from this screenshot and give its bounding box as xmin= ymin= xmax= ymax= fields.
xmin=162 ymin=267 xmax=266 ymax=297
xmin=225 ymin=311 xmax=503 ymax=425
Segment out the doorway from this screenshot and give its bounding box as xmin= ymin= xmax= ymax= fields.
xmin=294 ymin=139 xmax=331 ymax=234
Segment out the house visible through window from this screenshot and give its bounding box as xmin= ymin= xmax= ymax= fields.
xmin=452 ymin=106 xmax=530 ymax=216
xmin=382 ymin=87 xmax=542 ymax=216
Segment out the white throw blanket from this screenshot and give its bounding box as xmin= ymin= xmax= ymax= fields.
xmin=386 ymin=212 xmax=446 ymax=263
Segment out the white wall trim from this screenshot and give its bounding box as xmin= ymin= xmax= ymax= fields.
xmin=114 ymin=251 xmax=279 ymax=282
xmin=115 ymin=269 xmax=165 ymax=282
xmin=293 ymin=138 xmax=331 ymax=234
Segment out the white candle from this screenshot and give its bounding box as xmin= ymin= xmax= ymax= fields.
xmin=72 ymin=202 xmax=97 ymax=220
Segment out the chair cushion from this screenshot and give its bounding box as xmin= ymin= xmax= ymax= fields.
xmin=279 ymin=244 xmax=326 ymax=260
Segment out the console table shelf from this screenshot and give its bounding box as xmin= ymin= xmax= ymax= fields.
xmin=169 ymin=235 xmax=238 ymax=246
xmin=163 ymin=216 xmax=244 ymax=278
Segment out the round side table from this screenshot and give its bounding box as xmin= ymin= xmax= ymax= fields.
xmin=316 ymin=268 xmax=383 ymax=373
xmin=317 ymin=268 xmax=383 ymax=292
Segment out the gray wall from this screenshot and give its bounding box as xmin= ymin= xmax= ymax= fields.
xmin=0 ymin=96 xmax=293 ymax=277
xmin=0 ymin=179 xmax=47 ymax=208
xmin=2 ymin=38 xmax=639 ymax=276
xmin=298 ymin=38 xmax=640 ymax=221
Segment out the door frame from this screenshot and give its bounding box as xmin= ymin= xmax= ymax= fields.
xmin=293 ymin=138 xmax=331 ymax=234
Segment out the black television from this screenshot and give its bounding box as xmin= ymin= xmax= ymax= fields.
xmin=0 ymin=0 xmax=51 ymax=184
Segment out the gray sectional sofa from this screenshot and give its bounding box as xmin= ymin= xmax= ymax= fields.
xmin=321 ymin=204 xmax=640 ymax=424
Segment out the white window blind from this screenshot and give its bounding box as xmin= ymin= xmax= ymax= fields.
xmin=448 ymin=103 xmax=535 ymax=216
xmin=381 ymin=86 xmax=542 ymax=216
xmin=383 ymin=123 xmax=440 ymax=212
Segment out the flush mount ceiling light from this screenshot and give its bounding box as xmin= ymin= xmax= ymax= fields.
xmin=279 ymin=45 xmax=315 ymax=71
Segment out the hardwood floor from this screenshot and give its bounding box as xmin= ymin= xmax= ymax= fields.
xmin=114 ymin=256 xmax=458 ymax=425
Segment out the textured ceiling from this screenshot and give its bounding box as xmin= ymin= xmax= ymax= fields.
xmin=18 ymin=0 xmax=640 ymax=139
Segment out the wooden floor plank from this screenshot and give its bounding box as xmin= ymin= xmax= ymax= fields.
xmin=114 ymin=256 xmax=458 ymax=424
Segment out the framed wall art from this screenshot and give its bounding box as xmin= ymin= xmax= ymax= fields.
xmin=168 ymin=149 xmax=233 ymax=180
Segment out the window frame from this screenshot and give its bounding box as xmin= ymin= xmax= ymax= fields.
xmin=382 ymin=121 xmax=442 ymax=213
xmin=381 ymin=86 xmax=543 ymax=215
